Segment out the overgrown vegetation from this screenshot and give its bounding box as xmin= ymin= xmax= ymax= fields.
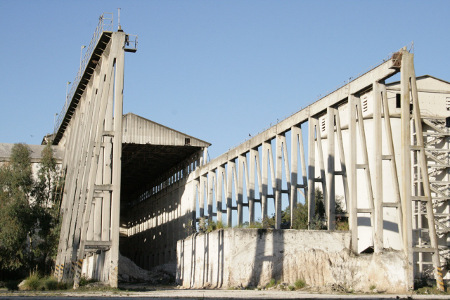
xmin=198 ymin=218 xmax=225 ymax=233
xmin=0 ymin=143 xmax=62 ymax=282
xmin=20 ymin=272 xmax=67 ymax=291
xmin=264 ymin=278 xmax=306 ymax=291
xmin=198 ymin=188 xmax=348 ymax=231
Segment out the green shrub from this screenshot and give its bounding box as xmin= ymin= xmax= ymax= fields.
xmin=24 ymin=272 xmax=41 ymax=290
xmin=43 ymin=277 xmax=59 ymax=290
xmin=216 ymin=221 xmax=225 ymax=229
xmin=79 ymin=276 xmax=97 ymax=287
xmin=266 ymin=278 xmax=277 ymax=288
xmin=294 ymin=279 xmax=306 ymax=290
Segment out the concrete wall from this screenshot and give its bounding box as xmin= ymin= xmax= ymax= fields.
xmin=177 ymin=228 xmax=408 ymax=293
xmin=120 ymin=178 xmax=196 ymax=270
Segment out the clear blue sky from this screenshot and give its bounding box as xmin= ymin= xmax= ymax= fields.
xmin=1 ymin=0 xmax=449 ymax=159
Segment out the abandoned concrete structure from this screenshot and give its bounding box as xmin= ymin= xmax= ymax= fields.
xmin=3 ymin=13 xmax=447 ymax=291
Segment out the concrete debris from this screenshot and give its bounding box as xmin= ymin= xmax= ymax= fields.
xmin=118 ymin=253 xmax=174 ymax=284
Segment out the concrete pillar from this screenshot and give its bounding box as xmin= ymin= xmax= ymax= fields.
xmin=110 ymin=31 xmax=126 ymax=288
xmin=326 ymin=107 xmax=336 ymax=230
xmin=275 ymin=135 xmax=283 ymax=229
xmin=400 ymin=50 xmax=414 ymax=289
xmin=348 ymin=95 xmax=358 ymax=253
xmin=290 ymin=126 xmax=299 ymax=227
xmin=308 ymin=117 xmax=316 ymax=228
xmin=373 ymin=82 xmax=383 ymax=252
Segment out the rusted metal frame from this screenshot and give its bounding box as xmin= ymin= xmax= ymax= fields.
xmin=326 ymin=107 xmax=336 ymax=230
xmin=348 ymin=95 xmax=358 ymax=253
xmin=373 ymin=82 xmax=383 ymax=252
xmin=409 ymin=61 xmax=442 ymax=290
xmin=307 ymin=116 xmax=317 ymax=228
xmin=380 ymin=84 xmax=404 ymax=240
xmin=290 ymin=125 xmax=300 ymax=227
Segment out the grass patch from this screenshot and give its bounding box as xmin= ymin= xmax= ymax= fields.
xmin=294 ymin=279 xmax=306 ymax=290
xmin=416 ymin=285 xmax=449 ymax=295
xmin=265 ymin=278 xmax=277 ymax=289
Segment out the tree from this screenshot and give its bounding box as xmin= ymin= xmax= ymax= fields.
xmin=31 ymin=143 xmax=62 ymax=274
xmin=0 ymin=143 xmax=62 ymax=278
xmin=261 ymin=188 xmax=344 ymax=230
xmin=0 ymin=144 xmax=35 ymax=277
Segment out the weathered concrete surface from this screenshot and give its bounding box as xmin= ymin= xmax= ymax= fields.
xmin=2 ymin=289 xmax=450 ymax=299
xmin=177 ymin=228 xmax=408 ymax=293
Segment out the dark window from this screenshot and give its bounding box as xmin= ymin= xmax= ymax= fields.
xmin=446 ymin=117 xmax=450 ymax=128
xmin=396 ymin=94 xmax=401 ymax=108
xmin=185 ymin=138 xmax=191 ymax=145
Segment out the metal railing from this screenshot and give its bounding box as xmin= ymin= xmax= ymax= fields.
xmin=54 ymin=12 xmax=114 ymax=134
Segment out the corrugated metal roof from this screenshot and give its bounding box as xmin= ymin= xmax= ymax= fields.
xmin=122 ymin=113 xmax=210 ymax=147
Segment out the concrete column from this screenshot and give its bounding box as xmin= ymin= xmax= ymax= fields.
xmin=315 ymin=118 xmax=327 ymax=227
xmin=307 ymin=117 xmax=316 ymax=228
xmin=327 ymin=107 xmax=336 ymax=230
xmin=261 ymin=141 xmax=269 ymax=220
xmin=207 ymin=171 xmax=214 ymax=221
xmin=290 ymin=126 xmax=300 ymax=227
xmin=275 ymin=135 xmax=283 ymax=229
xmin=335 ymin=110 xmax=349 ymax=209
xmin=238 ymin=155 xmax=245 ymax=226
xmin=217 ymin=165 xmax=225 ymax=224
xmin=199 ymin=175 xmax=206 ymax=218
xmin=110 ymin=31 xmax=126 ymax=288
xmin=249 ymin=149 xmax=257 ymax=224
xmin=373 ymin=82 xmax=383 ymax=252
xmin=298 ymin=124 xmax=308 ymax=204
xmin=348 ymin=95 xmax=358 ymax=253
xmin=226 ymin=160 xmax=234 ymax=226
xmin=400 ymin=50 xmax=413 ymax=289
